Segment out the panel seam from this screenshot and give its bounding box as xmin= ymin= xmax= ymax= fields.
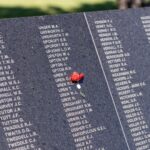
xmin=83 ymin=12 xmax=131 ymax=150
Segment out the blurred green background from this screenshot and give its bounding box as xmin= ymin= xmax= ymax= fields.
xmin=0 ymin=0 xmax=149 ymax=18
xmin=0 ymin=0 xmax=117 ymax=18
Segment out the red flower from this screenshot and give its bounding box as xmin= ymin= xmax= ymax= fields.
xmin=70 ymin=72 xmax=85 ymax=82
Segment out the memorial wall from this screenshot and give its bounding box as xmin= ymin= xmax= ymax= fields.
xmin=0 ymin=7 xmax=150 ymax=150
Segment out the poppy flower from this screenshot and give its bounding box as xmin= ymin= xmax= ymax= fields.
xmin=70 ymin=71 xmax=85 ymax=83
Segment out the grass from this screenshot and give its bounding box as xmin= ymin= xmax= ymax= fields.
xmin=0 ymin=0 xmax=116 ymax=11
xmin=0 ymin=0 xmax=117 ymax=18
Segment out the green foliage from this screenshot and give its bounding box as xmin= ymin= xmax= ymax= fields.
xmin=0 ymin=1 xmax=117 ymax=18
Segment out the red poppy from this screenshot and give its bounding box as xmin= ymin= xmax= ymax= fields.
xmin=70 ymin=72 xmax=85 ymax=82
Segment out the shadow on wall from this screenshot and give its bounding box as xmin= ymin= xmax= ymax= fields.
xmin=0 ymin=1 xmax=117 ymax=18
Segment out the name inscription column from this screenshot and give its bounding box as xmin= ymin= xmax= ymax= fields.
xmin=0 ymin=34 xmax=41 ymax=150
xmin=93 ymin=19 xmax=150 ymax=150
xmin=141 ymin=16 xmax=150 ymax=43
xmin=39 ymin=25 xmax=106 ymax=150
